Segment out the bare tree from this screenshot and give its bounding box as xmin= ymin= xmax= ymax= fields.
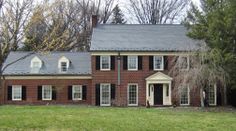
xmin=128 ymin=0 xmax=189 ymax=24
xmin=169 ymin=44 xmax=231 ymax=107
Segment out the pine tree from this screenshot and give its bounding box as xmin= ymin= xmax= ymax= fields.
xmin=184 ymin=0 xmax=236 ymax=105
xmin=111 ymin=5 xmax=126 ymax=24
xmin=22 ymin=6 xmax=47 ymax=51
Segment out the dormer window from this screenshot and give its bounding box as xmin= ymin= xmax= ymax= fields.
xmin=60 ymin=62 xmax=67 ymax=72
xmin=58 ymin=56 xmax=70 ymax=73
xmin=30 ymin=56 xmax=42 ymax=73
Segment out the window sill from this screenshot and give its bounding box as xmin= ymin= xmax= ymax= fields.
xmin=42 ymin=99 xmax=52 ymax=101
xmin=128 ymin=104 xmax=138 ymax=106
xmin=12 ymin=99 xmax=22 ymax=101
xmin=154 ymin=69 xmax=164 ymax=71
xmin=100 ymin=69 xmax=111 ymax=71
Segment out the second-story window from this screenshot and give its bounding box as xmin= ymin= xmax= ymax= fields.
xmin=128 ymin=56 xmax=138 ymax=70
xmin=179 ymin=56 xmax=189 ymax=70
xmin=100 ymin=56 xmax=110 ymax=70
xmin=154 ymin=56 xmax=164 ymax=70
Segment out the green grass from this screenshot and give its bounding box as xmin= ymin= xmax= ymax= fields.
xmin=0 ymin=106 xmax=236 ymax=131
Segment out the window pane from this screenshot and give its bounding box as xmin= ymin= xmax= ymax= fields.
xmin=128 ymin=56 xmax=137 ymax=70
xmin=180 ymin=86 xmax=189 ymax=105
xmin=43 ymin=86 xmax=51 ymax=100
xmin=208 ymin=86 xmax=215 ymax=105
xmin=33 ymin=61 xmax=40 ymax=68
xmin=154 ymin=56 xmax=163 ymax=70
xmin=179 ymin=57 xmax=188 ymax=69
xmin=101 ymin=84 xmax=110 ymax=105
xmin=128 ymin=84 xmax=137 ymax=105
xmin=61 ymin=62 xmax=67 ymax=72
xmin=101 ymin=56 xmax=110 ymax=69
xmin=13 ymin=86 xmax=22 ymax=100
xmin=73 ymin=85 xmax=82 ymax=100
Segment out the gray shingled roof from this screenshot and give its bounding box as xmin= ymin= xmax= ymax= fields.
xmin=90 ymin=24 xmax=201 ymax=52
xmin=2 ymin=52 xmax=91 ymax=75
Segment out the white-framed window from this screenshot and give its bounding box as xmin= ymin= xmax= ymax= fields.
xmin=128 ymin=84 xmax=138 ymax=106
xmin=60 ymin=62 xmax=68 ymax=72
xmin=100 ymin=83 xmax=111 ymax=106
xmin=72 ymin=85 xmax=82 ymax=100
xmin=42 ymin=85 xmax=52 ymax=100
xmin=100 ymin=56 xmax=110 ymax=70
xmin=180 ymin=85 xmax=190 ymax=105
xmin=30 ymin=56 xmax=42 ymax=73
xmin=12 ymin=85 xmax=22 ymax=101
xmin=154 ymin=56 xmax=164 ymax=70
xmin=58 ymin=56 xmax=70 ymax=73
xmin=179 ymin=56 xmax=189 ymax=70
xmin=208 ymin=85 xmax=217 ymax=106
xmin=128 ymin=56 xmax=138 ymax=70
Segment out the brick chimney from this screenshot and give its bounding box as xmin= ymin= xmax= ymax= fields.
xmin=92 ymin=15 xmax=98 ymax=28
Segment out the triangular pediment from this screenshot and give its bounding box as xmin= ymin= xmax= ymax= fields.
xmin=146 ymin=72 xmax=172 ymax=81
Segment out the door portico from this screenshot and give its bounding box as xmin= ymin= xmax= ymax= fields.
xmin=146 ymin=72 xmax=172 ymax=106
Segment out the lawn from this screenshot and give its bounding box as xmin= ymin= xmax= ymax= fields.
xmin=0 ymin=106 xmax=236 ymax=131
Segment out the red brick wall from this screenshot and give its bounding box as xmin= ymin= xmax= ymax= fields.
xmin=91 ymin=55 xmax=201 ymax=106
xmin=3 ymin=79 xmax=92 ymax=105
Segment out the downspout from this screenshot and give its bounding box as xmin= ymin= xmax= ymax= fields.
xmin=117 ymin=52 xmax=121 ymax=106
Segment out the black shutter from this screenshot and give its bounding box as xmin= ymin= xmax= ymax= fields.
xmin=164 ymin=56 xmax=168 ymax=70
xmin=149 ymin=56 xmax=153 ymax=70
xmin=123 ymin=56 xmax=127 ymax=70
xmin=68 ymin=86 xmax=72 ymax=100
xmin=22 ymin=86 xmax=26 ymax=100
xmin=111 ymin=56 xmax=115 ymax=70
xmin=52 ymin=86 xmax=56 ymax=100
xmin=7 ymin=86 xmax=12 ymax=100
xmin=95 ymin=84 xmax=100 ymax=106
xmin=82 ymin=85 xmax=87 ymax=100
xmin=138 ymin=56 xmax=142 ymax=70
xmin=111 ymin=84 xmax=116 ymax=99
xmin=38 ymin=86 xmax=42 ymax=100
xmin=96 ymin=56 xmax=100 ymax=70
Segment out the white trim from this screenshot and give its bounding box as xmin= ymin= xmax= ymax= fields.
xmin=180 ymin=85 xmax=190 ymax=106
xmin=4 ymin=76 xmax=92 ymax=80
xmin=209 ymin=84 xmax=217 ymax=106
xmin=72 ymin=85 xmax=82 ymax=100
xmin=100 ymin=83 xmax=111 ymax=106
xmin=128 ymin=56 xmax=138 ymax=71
xmin=91 ymin=52 xmax=193 ymax=56
xmin=153 ymin=56 xmax=164 ymax=71
xmin=12 ymin=85 xmax=22 ymax=101
xmin=30 ymin=56 xmax=42 ymax=68
xmin=100 ymin=55 xmax=111 ymax=71
xmin=42 ymin=85 xmax=52 ymax=101
xmin=58 ymin=56 xmax=70 ymax=73
xmin=127 ymin=83 xmax=138 ymax=106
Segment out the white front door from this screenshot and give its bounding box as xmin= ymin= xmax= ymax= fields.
xmin=100 ymin=84 xmax=111 ymax=106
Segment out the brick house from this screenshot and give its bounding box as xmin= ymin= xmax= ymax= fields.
xmin=0 ymin=19 xmax=220 ymax=106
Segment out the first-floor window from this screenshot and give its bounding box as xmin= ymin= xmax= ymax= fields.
xmin=12 ymin=85 xmax=22 ymax=101
xmin=73 ymin=85 xmax=82 ymax=100
xmin=100 ymin=84 xmax=111 ymax=106
xmin=42 ymin=85 xmax=52 ymax=100
xmin=208 ymin=85 xmax=216 ymax=105
xmin=128 ymin=84 xmax=138 ymax=106
xmin=180 ymin=86 xmax=189 ymax=105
